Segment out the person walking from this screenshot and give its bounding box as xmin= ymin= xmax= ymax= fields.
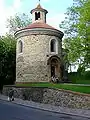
xmin=8 ymin=89 xmax=14 ymax=101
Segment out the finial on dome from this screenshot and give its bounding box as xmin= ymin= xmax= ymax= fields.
xmin=39 ymin=0 xmax=40 ymax=4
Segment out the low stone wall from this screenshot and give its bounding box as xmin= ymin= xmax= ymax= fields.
xmin=2 ymin=86 xmax=90 ymax=109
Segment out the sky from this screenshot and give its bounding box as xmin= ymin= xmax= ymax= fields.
xmin=0 ymin=0 xmax=73 ymax=36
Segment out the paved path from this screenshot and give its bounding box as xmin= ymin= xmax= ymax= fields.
xmin=0 ymin=94 xmax=90 ymax=119
xmin=64 ymin=83 xmax=90 ymax=86
xmin=0 ymin=100 xmax=89 ymax=120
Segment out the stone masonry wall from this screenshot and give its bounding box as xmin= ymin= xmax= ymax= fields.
xmin=16 ymin=34 xmax=62 ymax=82
xmin=3 ymin=86 xmax=90 ymax=109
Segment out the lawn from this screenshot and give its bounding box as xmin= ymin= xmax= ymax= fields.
xmin=16 ymin=82 xmax=90 ymax=94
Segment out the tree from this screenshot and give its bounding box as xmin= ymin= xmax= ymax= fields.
xmin=0 ymin=35 xmax=16 ymax=90
xmin=7 ymin=13 xmax=31 ymax=35
xmin=60 ymin=0 xmax=90 ymax=71
xmin=0 ymin=13 xmax=32 ymax=91
xmin=76 ymin=0 xmax=90 ymax=68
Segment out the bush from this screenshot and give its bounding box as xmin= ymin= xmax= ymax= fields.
xmin=0 ymin=35 xmax=16 ymax=89
xmin=83 ymin=71 xmax=90 ymax=80
xmin=68 ymin=71 xmax=90 ymax=84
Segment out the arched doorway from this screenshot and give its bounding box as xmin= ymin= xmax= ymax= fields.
xmin=51 ymin=58 xmax=59 ymax=77
xmin=47 ymin=56 xmax=62 ymax=81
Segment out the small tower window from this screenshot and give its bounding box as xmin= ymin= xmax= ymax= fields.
xmin=35 ymin=12 xmax=40 ymax=20
xmin=50 ymin=39 xmax=56 ymax=52
xmin=38 ymin=12 xmax=40 ymax=18
xmin=18 ymin=40 xmax=23 ymax=53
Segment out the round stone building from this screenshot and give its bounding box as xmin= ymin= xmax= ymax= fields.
xmin=15 ymin=4 xmax=65 ymax=83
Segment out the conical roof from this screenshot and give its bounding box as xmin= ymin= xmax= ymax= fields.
xmin=17 ymin=21 xmax=62 ymax=33
xmin=30 ymin=4 xmax=48 ymax=14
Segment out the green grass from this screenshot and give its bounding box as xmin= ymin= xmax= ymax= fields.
xmin=16 ymin=82 xmax=90 ymax=94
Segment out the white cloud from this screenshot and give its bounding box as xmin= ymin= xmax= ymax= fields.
xmin=0 ymin=0 xmax=22 ymax=36
xmin=0 ymin=0 xmax=7 ymax=35
xmin=13 ymin=0 xmax=22 ymax=10
xmin=47 ymin=13 xmax=65 ymax=31
xmin=0 ymin=0 xmax=65 ymax=36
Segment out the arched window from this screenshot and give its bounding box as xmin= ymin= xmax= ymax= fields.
xmin=18 ymin=40 xmax=23 ymax=53
xmin=35 ymin=12 xmax=40 ymax=20
xmin=50 ymin=39 xmax=56 ymax=52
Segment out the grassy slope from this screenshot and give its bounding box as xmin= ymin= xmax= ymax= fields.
xmin=16 ymin=72 xmax=90 ymax=94
xmin=16 ymin=83 xmax=90 ymax=94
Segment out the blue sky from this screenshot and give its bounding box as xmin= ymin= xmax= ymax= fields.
xmin=0 ymin=0 xmax=73 ymax=35
xmin=5 ymin=0 xmax=73 ymax=13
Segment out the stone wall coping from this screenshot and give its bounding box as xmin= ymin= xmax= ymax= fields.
xmin=3 ymin=85 xmax=90 ymax=97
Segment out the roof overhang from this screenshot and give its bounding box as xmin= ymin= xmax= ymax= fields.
xmin=14 ymin=28 xmax=64 ymax=40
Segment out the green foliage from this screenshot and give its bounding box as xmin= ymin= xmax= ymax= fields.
xmin=77 ymin=64 xmax=85 ymax=73
xmin=0 ymin=35 xmax=16 ymax=90
xmin=7 ymin=13 xmax=31 ymax=35
xmin=60 ymin=0 xmax=90 ymax=69
xmin=69 ymin=71 xmax=90 ymax=84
